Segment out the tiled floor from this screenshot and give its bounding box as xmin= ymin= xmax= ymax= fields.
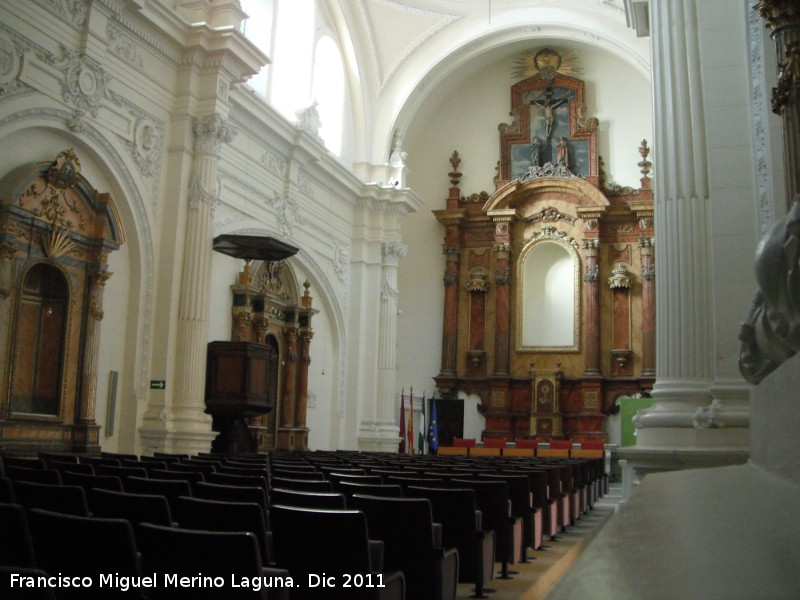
xmin=455 ymin=484 xmax=623 ymax=600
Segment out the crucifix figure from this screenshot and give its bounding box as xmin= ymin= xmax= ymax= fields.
xmin=532 ymin=87 xmax=566 ymax=140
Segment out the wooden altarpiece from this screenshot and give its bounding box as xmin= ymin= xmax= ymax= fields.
xmin=0 ymin=150 xmax=124 ymax=453
xmin=434 ymin=62 xmax=655 ymax=442
xmin=210 ymin=241 xmax=316 ymax=452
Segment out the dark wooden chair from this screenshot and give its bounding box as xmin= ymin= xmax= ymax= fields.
xmin=192 ymin=481 xmax=269 ymax=520
xmin=93 ymin=464 xmax=149 ymax=480
xmin=386 ymin=475 xmax=444 ymax=494
xmin=1 ymin=456 xmax=46 ymax=470
xmin=28 ymin=508 xmax=144 ymax=600
xmin=0 ymin=565 xmax=56 ymax=600
xmin=269 ymin=476 xmax=333 ymax=493
xmin=0 ymin=476 xmax=15 ymax=503
xmin=61 ymin=470 xmax=123 ymax=493
xmin=270 ymin=487 xmax=346 ymax=509
xmin=149 ymin=468 xmax=205 ymax=484
xmin=0 ymin=502 xmax=36 ymax=567
xmin=508 ymin=468 xmax=557 ymax=542
xmin=173 ymin=495 xmax=272 ymax=563
xmin=123 ymin=475 xmax=192 ymax=514
xmin=407 ymin=486 xmax=495 ymax=599
xmin=451 ymin=478 xmax=523 ymax=578
xmin=12 ymin=481 xmax=89 ymax=516
xmin=205 ymin=471 xmax=269 ymax=492
xmin=269 ymin=504 xmax=405 ymax=600
xmin=138 ymin=523 xmax=285 ymax=600
xmin=479 ymin=473 xmax=542 ymax=556
xmin=327 ymin=473 xmax=383 ymax=490
xmin=350 ymin=494 xmax=459 ymax=600
xmin=90 ymin=487 xmax=174 ymax=527
xmin=4 ymin=466 xmax=61 ymax=485
xmin=338 ymin=481 xmax=403 ymax=504
xmin=51 ymin=461 xmax=94 ymax=475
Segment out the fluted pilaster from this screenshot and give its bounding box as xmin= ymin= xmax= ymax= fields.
xmin=172 ymin=114 xmax=235 ymax=441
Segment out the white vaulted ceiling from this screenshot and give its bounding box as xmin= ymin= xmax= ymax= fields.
xmin=330 ymin=0 xmax=648 ymax=164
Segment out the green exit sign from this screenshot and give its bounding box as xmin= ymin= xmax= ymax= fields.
xmin=149 ymin=380 xmax=166 ymax=390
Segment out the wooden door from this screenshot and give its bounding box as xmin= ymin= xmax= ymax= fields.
xmin=11 ymin=264 xmax=68 ymax=416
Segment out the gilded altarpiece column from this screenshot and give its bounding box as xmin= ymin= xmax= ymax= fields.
xmin=581 ymin=236 xmax=601 ymax=375
xmin=489 ymin=210 xmax=516 ymax=376
xmin=639 ymin=236 xmax=656 ymax=377
xmin=74 ymin=266 xmax=112 ymax=446
xmin=757 ymin=1 xmax=800 ymax=207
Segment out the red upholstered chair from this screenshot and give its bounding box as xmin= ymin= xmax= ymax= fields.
xmin=453 ymin=438 xmax=476 ymax=448
xmin=537 ymin=439 xmax=571 ymax=458
xmin=514 ymin=439 xmax=539 ymax=449
xmin=549 ymin=439 xmax=572 ymax=449
xmin=482 ymin=438 xmax=507 ymax=448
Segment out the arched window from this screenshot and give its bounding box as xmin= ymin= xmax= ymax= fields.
xmin=312 ymin=35 xmax=345 ymax=155
xmin=240 ymin=0 xmax=276 ymax=97
xmin=270 ymin=0 xmax=315 ymax=120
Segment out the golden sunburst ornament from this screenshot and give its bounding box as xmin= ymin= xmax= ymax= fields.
xmin=512 ymin=47 xmax=582 ymax=82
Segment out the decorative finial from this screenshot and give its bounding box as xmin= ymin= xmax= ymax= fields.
xmin=638 ymin=140 xmax=652 ymax=178
xmin=449 ymin=151 xmax=462 ymax=187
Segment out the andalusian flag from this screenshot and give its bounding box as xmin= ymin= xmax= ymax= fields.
xmin=418 ymin=393 xmax=426 ymax=454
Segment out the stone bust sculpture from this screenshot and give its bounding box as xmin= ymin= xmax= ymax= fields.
xmin=739 ymin=196 xmax=800 ymax=384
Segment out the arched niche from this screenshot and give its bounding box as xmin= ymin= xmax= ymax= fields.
xmin=517 ymin=237 xmax=581 ymax=352
xmin=0 ymin=149 xmax=124 ymax=453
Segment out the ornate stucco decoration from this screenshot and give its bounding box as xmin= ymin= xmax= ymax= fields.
xmin=461 ymin=191 xmax=490 ymax=204
xmin=511 ymin=47 xmax=582 ymax=82
xmin=608 ymin=262 xmax=633 ymax=289
xmin=295 ymin=101 xmax=322 ymax=143
xmin=106 ymin=23 xmax=143 ymax=68
xmin=258 ymin=260 xmax=291 ymax=303
xmin=261 ymin=152 xmax=288 ymax=178
xmin=332 ymin=240 xmax=350 ymax=284
xmin=522 ymin=226 xmax=579 ymax=250
xmin=193 ymin=113 xmax=235 ymax=155
xmin=466 ymin=268 xmax=490 ymax=293
xmin=130 ymin=115 xmax=163 ymax=178
xmin=44 ymin=46 xmax=121 ymax=130
xmin=35 ymin=0 xmax=88 ymax=26
xmin=519 ymin=162 xmax=574 ymax=182
xmin=272 ymin=191 xmax=307 ymax=237
xmin=0 ymin=32 xmax=28 ymax=101
xmin=598 ymin=157 xmax=637 ymax=196
xmin=525 ymin=206 xmax=578 ymax=226
xmin=26 ymin=149 xmax=87 ymax=258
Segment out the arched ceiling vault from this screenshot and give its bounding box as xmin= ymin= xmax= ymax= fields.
xmin=335 ymin=0 xmax=650 ymax=165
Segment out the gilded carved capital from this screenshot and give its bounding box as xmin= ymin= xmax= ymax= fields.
xmin=493 ymin=241 xmax=511 ymax=261
xmin=756 ymin=0 xmax=800 ymax=30
xmin=442 ymin=245 xmax=461 ymax=262
xmin=466 ymin=269 xmax=490 ymax=293
xmin=583 ymin=263 xmax=599 ymax=283
xmin=582 ymin=238 xmax=600 ymax=257
xmin=608 ymin=262 xmax=632 ymax=289
xmin=495 ymin=266 xmax=510 ymax=285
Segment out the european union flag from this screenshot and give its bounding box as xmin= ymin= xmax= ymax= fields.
xmin=427 ymin=398 xmax=439 ymax=453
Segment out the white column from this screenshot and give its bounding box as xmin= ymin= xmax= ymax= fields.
xmin=358 ymin=241 xmax=407 ymax=451
xmin=633 ymin=0 xmax=714 ymax=447
xmin=168 ymin=114 xmax=234 ymax=453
